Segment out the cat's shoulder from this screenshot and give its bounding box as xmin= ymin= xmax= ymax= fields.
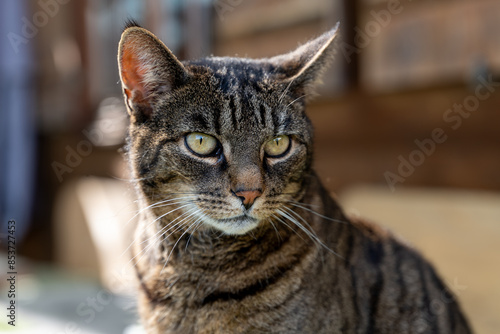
xmin=346 ymin=214 xmax=425 ymax=260
xmin=348 ymin=215 xmax=391 ymax=242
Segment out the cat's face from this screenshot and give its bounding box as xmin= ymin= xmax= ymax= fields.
xmin=118 ymin=23 xmax=338 ymax=235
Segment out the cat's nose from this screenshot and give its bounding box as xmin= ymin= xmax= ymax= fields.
xmin=233 ymin=189 xmax=262 ymax=210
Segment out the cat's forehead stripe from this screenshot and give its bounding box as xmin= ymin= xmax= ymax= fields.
xmin=189 ymin=60 xmax=293 ymax=136
xmin=212 ymin=107 xmax=221 ymax=135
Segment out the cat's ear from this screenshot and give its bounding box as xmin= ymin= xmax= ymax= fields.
xmin=117 ymin=24 xmax=190 ymax=122
xmin=269 ymin=24 xmax=339 ymax=96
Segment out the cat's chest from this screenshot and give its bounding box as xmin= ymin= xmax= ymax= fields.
xmin=137 ymin=246 xmax=337 ymax=333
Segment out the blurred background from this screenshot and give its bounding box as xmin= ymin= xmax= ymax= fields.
xmin=0 ymin=0 xmax=499 ymax=333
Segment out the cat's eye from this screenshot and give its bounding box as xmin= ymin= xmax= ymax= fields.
xmin=185 ymin=132 xmax=219 ymax=156
xmin=264 ymin=135 xmax=291 ymax=157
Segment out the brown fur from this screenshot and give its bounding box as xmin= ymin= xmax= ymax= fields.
xmin=118 ymin=22 xmax=471 ymax=333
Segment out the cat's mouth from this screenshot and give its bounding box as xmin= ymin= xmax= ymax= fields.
xmin=207 ymin=214 xmax=260 ymax=235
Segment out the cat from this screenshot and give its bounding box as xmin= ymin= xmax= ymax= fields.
xmin=117 ymin=21 xmax=471 ymax=334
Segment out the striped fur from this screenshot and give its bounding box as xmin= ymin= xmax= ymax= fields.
xmin=118 ymin=23 xmax=471 ymax=333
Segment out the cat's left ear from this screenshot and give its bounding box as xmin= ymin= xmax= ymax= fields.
xmin=269 ymin=23 xmax=339 ymax=95
xmin=117 ymin=24 xmax=190 ymax=122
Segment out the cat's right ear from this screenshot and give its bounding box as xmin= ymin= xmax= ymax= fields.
xmin=268 ymin=24 xmax=339 ymax=98
xmin=118 ymin=25 xmax=190 ymax=122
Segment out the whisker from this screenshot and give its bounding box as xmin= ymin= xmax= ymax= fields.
xmin=278 ymin=78 xmax=295 ymax=106
xmin=276 ymin=208 xmax=343 ymax=259
xmin=282 ymin=206 xmax=332 ymax=263
xmin=124 ymin=195 xmax=197 ymax=227
xmin=126 ymin=207 xmax=198 ymax=268
xmin=277 ymin=209 xmax=318 ymax=246
xmin=288 ymin=202 xmax=348 ymax=224
xmin=285 ymin=94 xmax=308 ymax=109
xmin=161 ymin=211 xmax=204 ymax=273
xmin=120 ymin=201 xmax=194 ymax=258
xmin=287 ymin=200 xmax=320 ymax=209
xmin=272 ymin=213 xmax=309 ymax=245
xmin=136 ymin=204 xmax=195 ymax=247
xmin=185 ymin=216 xmax=206 ymax=251
xmin=161 ymin=209 xmax=201 ymax=241
xmin=282 ymin=206 xmax=315 ymax=233
xmin=267 ymin=218 xmax=282 ymax=242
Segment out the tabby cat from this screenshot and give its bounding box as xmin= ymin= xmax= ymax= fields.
xmin=117 ymin=22 xmax=471 ymax=333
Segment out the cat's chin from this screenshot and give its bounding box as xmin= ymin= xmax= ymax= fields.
xmin=204 ymin=215 xmax=261 ymax=235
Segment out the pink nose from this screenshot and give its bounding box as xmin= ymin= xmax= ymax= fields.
xmin=234 ymin=190 xmax=262 ymax=209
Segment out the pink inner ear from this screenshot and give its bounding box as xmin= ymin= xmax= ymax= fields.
xmin=121 ymin=45 xmax=149 ymax=105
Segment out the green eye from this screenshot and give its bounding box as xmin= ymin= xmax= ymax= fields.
xmin=264 ymin=135 xmax=290 ymax=157
xmin=185 ymin=132 xmax=218 ymax=156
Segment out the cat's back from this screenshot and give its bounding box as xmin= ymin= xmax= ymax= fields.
xmin=318 ymin=214 xmax=471 ymax=333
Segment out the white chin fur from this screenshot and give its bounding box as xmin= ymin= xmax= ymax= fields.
xmin=203 ymin=215 xmax=261 ymax=235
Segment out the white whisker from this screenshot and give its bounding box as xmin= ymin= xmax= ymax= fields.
xmin=276 ymin=208 xmax=343 ymax=259
xmin=282 ymin=206 xmax=315 ymax=233
xmin=288 ymin=200 xmax=320 ymax=209
xmin=121 ymin=201 xmax=194 ymax=258
xmin=161 ymin=211 xmax=204 ymax=273
xmin=285 ymin=94 xmax=308 ymax=109
xmin=278 ymin=78 xmax=295 ymax=106
xmin=124 ymin=195 xmax=197 ymax=227
xmin=185 ymin=216 xmax=206 ymax=251
xmin=136 ymin=204 xmax=194 ymax=247
xmin=272 ymin=213 xmax=309 ymax=244
xmin=127 ymin=207 xmax=199 ymax=268
xmin=288 ymin=202 xmax=348 ymax=224
xmin=268 ymin=218 xmax=282 ymax=242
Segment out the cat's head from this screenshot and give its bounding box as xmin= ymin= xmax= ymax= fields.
xmin=118 ymin=22 xmax=338 ymax=235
